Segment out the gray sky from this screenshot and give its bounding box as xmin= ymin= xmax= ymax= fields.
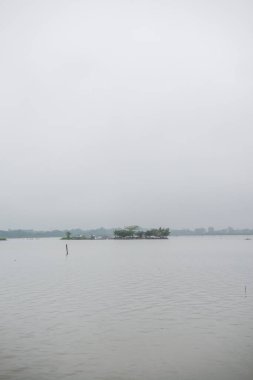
xmin=1 ymin=0 xmax=253 ymax=230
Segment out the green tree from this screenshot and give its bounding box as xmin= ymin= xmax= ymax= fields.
xmin=125 ymin=226 xmax=139 ymax=237
xmin=114 ymin=228 xmax=137 ymax=238
xmin=136 ymin=230 xmax=144 ymax=238
xmin=65 ymin=231 xmax=71 ymax=239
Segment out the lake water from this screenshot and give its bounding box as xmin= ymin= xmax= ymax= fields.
xmin=0 ymin=237 xmax=252 ymax=380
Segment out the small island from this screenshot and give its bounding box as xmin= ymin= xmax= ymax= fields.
xmin=60 ymin=226 xmax=170 ymax=240
xmin=0 ymin=237 xmax=7 ymax=241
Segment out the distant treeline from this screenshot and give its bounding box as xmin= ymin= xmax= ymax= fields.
xmin=0 ymin=226 xmax=253 ymax=239
xmin=0 ymin=228 xmax=114 ymax=239
xmin=0 ymin=230 xmax=64 ymax=239
xmin=171 ymin=227 xmax=253 ymax=236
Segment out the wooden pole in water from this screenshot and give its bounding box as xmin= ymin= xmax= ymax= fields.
xmin=66 ymin=244 xmax=68 ymax=256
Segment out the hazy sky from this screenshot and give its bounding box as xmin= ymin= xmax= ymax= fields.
xmin=1 ymin=0 xmax=253 ymax=230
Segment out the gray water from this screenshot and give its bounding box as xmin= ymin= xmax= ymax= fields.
xmin=0 ymin=237 xmax=252 ymax=380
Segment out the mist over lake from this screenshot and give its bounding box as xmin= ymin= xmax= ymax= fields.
xmin=1 ymin=236 xmax=252 ymax=380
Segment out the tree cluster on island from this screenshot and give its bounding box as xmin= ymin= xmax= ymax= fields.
xmin=114 ymin=226 xmax=170 ymax=239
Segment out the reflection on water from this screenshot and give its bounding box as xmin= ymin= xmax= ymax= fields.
xmin=0 ymin=237 xmax=253 ymax=380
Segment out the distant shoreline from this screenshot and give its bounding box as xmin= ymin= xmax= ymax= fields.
xmin=1 ymin=227 xmax=253 ymax=239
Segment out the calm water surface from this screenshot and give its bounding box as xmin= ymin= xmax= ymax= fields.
xmin=0 ymin=237 xmax=252 ymax=380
